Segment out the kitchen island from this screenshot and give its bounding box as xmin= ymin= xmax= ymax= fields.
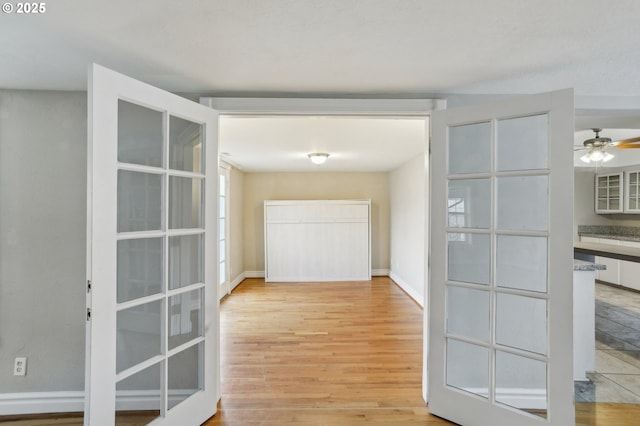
xmin=573 ymin=259 xmax=606 ymax=381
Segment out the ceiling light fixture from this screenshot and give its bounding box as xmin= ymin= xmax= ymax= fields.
xmin=580 ymin=128 xmax=614 ymax=164
xmin=308 ymin=152 xmax=330 ymax=165
xmin=580 ymin=148 xmax=614 ymax=164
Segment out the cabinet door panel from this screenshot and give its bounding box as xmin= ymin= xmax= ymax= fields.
xmin=619 ymin=260 xmax=640 ymax=291
xmin=596 ymin=256 xmax=620 ymax=285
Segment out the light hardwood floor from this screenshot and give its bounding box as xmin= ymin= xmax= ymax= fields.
xmin=206 ymin=277 xmax=444 ymax=425
xmin=207 ymin=277 xmax=640 ymax=426
xmin=3 ymin=277 xmax=640 ymax=425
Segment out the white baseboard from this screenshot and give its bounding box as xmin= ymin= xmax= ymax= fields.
xmin=244 ymin=270 xmax=265 ymax=278
xmin=0 ymin=390 xmax=195 ymax=416
xmin=0 ymin=391 xmax=83 ymax=415
xmin=389 ymin=271 xmax=424 ymax=307
xmin=229 ymin=272 xmax=246 ymax=291
xmin=250 ymin=269 xmax=387 ymax=281
xmin=465 ymin=387 xmax=547 ymax=410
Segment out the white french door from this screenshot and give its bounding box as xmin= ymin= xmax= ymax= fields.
xmin=85 ymin=64 xmax=219 ymax=425
xmin=428 ymin=90 xmax=574 ymax=425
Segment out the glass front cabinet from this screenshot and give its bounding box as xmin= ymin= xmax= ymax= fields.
xmin=625 ymin=170 xmax=640 ymax=213
xmin=595 ymin=173 xmax=623 ymax=214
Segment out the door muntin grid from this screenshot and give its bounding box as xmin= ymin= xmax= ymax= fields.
xmin=115 ymin=102 xmax=206 ymax=418
xmin=444 ymin=115 xmax=551 ymax=419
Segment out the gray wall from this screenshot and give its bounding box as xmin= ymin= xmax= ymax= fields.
xmin=0 ymin=90 xmax=87 ymax=392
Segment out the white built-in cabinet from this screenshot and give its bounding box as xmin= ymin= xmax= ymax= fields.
xmin=580 ymin=236 xmax=640 ymax=291
xmin=595 ymin=170 xmax=640 ymax=214
xmin=595 ymin=173 xmax=623 ymax=213
xmin=264 ymin=200 xmax=371 ymax=282
xmin=625 ymin=171 xmax=640 ymax=213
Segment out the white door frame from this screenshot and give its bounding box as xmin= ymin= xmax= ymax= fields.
xmin=200 ymin=95 xmax=440 ymax=404
xmin=218 ymin=163 xmax=231 ymax=299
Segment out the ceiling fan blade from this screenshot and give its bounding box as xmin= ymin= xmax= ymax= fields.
xmin=615 ymin=137 xmax=640 ymax=148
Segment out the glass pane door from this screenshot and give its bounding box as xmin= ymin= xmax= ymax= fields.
xmin=86 ymin=64 xmax=219 ymax=426
xmin=428 ymin=90 xmax=574 ymax=426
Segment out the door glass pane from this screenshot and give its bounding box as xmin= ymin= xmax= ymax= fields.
xmin=219 ymin=239 xmax=225 ymax=262
xmin=219 ymin=195 xmax=225 ymax=218
xmin=168 ymin=342 xmax=203 ymax=410
xmin=169 ymin=116 xmax=203 ymax=173
xmin=448 ymin=122 xmax=491 ymax=174
xmin=447 ymin=286 xmax=489 ymax=342
xmin=219 ymin=174 xmax=226 ymax=196
xmin=446 ymin=339 xmax=488 ymax=398
xmin=497 ymin=114 xmax=548 ymax=171
xmin=448 ymin=179 xmax=491 ymax=228
xmin=219 ymin=218 xmax=225 ymax=237
xmin=497 ymin=176 xmax=548 ymax=231
xmin=168 ymin=289 xmax=203 ymax=350
xmin=169 ymin=234 xmax=203 ymax=290
xmin=219 ymin=262 xmax=226 ymax=285
xmin=447 ymin=233 xmax=490 ymax=285
xmin=118 ymin=100 xmax=163 ymax=168
xmin=495 ymin=351 xmax=547 ymax=419
xmin=496 ymin=293 xmax=547 ymax=355
xmin=169 ymin=176 xmax=202 ymax=229
xmin=117 ymin=238 xmax=163 ymax=303
xmin=115 ymin=362 xmax=161 ymax=425
xmin=116 ymin=300 xmax=162 ymax=373
xmin=118 ymin=170 xmax=163 ymax=232
xmin=496 ymin=235 xmax=547 ymax=293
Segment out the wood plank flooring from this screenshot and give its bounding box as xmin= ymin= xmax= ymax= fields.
xmin=205 ymin=277 xmax=447 ymax=425
xmin=206 ymin=277 xmax=640 ymax=426
xmin=3 ymin=276 xmax=640 ymax=425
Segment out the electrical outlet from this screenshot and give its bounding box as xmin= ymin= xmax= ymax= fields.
xmin=13 ymin=357 xmax=27 ymax=376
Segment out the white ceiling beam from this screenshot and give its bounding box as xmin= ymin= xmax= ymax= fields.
xmin=200 ymin=97 xmax=439 ymax=116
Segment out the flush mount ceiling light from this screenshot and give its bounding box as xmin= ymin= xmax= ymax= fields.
xmin=308 ymin=152 xmax=330 ymax=165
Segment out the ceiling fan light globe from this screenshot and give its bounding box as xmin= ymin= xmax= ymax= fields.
xmin=602 ymin=152 xmax=614 ymax=162
xmin=580 ymin=153 xmax=591 ymax=163
xmin=590 ymin=150 xmax=604 ymax=162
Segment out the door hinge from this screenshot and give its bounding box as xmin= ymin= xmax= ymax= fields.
xmin=86 ymin=308 xmax=92 ymax=321
xmin=87 ymin=279 xmax=92 ymax=292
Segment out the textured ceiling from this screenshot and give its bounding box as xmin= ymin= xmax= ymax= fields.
xmin=3 ymin=0 xmax=640 ymax=171
xmin=2 ymin=0 xmax=640 ymax=97
xmin=219 ymin=116 xmax=426 ymax=172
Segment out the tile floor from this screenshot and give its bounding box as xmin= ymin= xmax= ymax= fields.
xmin=575 ymin=283 xmax=640 ymax=403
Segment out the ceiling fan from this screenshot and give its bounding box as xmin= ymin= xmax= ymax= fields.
xmin=576 ymin=128 xmax=640 ymax=164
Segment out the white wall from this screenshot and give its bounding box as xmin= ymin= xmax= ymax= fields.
xmin=0 ymin=90 xmax=87 ymax=393
xmin=389 ymin=154 xmax=426 ymax=306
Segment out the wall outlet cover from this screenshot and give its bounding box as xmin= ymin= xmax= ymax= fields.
xmin=13 ymin=357 xmax=27 ymax=376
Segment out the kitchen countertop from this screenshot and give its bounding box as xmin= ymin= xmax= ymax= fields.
xmin=573 ymin=259 xmax=606 ymax=271
xmin=578 ymin=225 xmax=640 ymax=243
xmin=574 ymin=241 xmax=640 ymax=263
